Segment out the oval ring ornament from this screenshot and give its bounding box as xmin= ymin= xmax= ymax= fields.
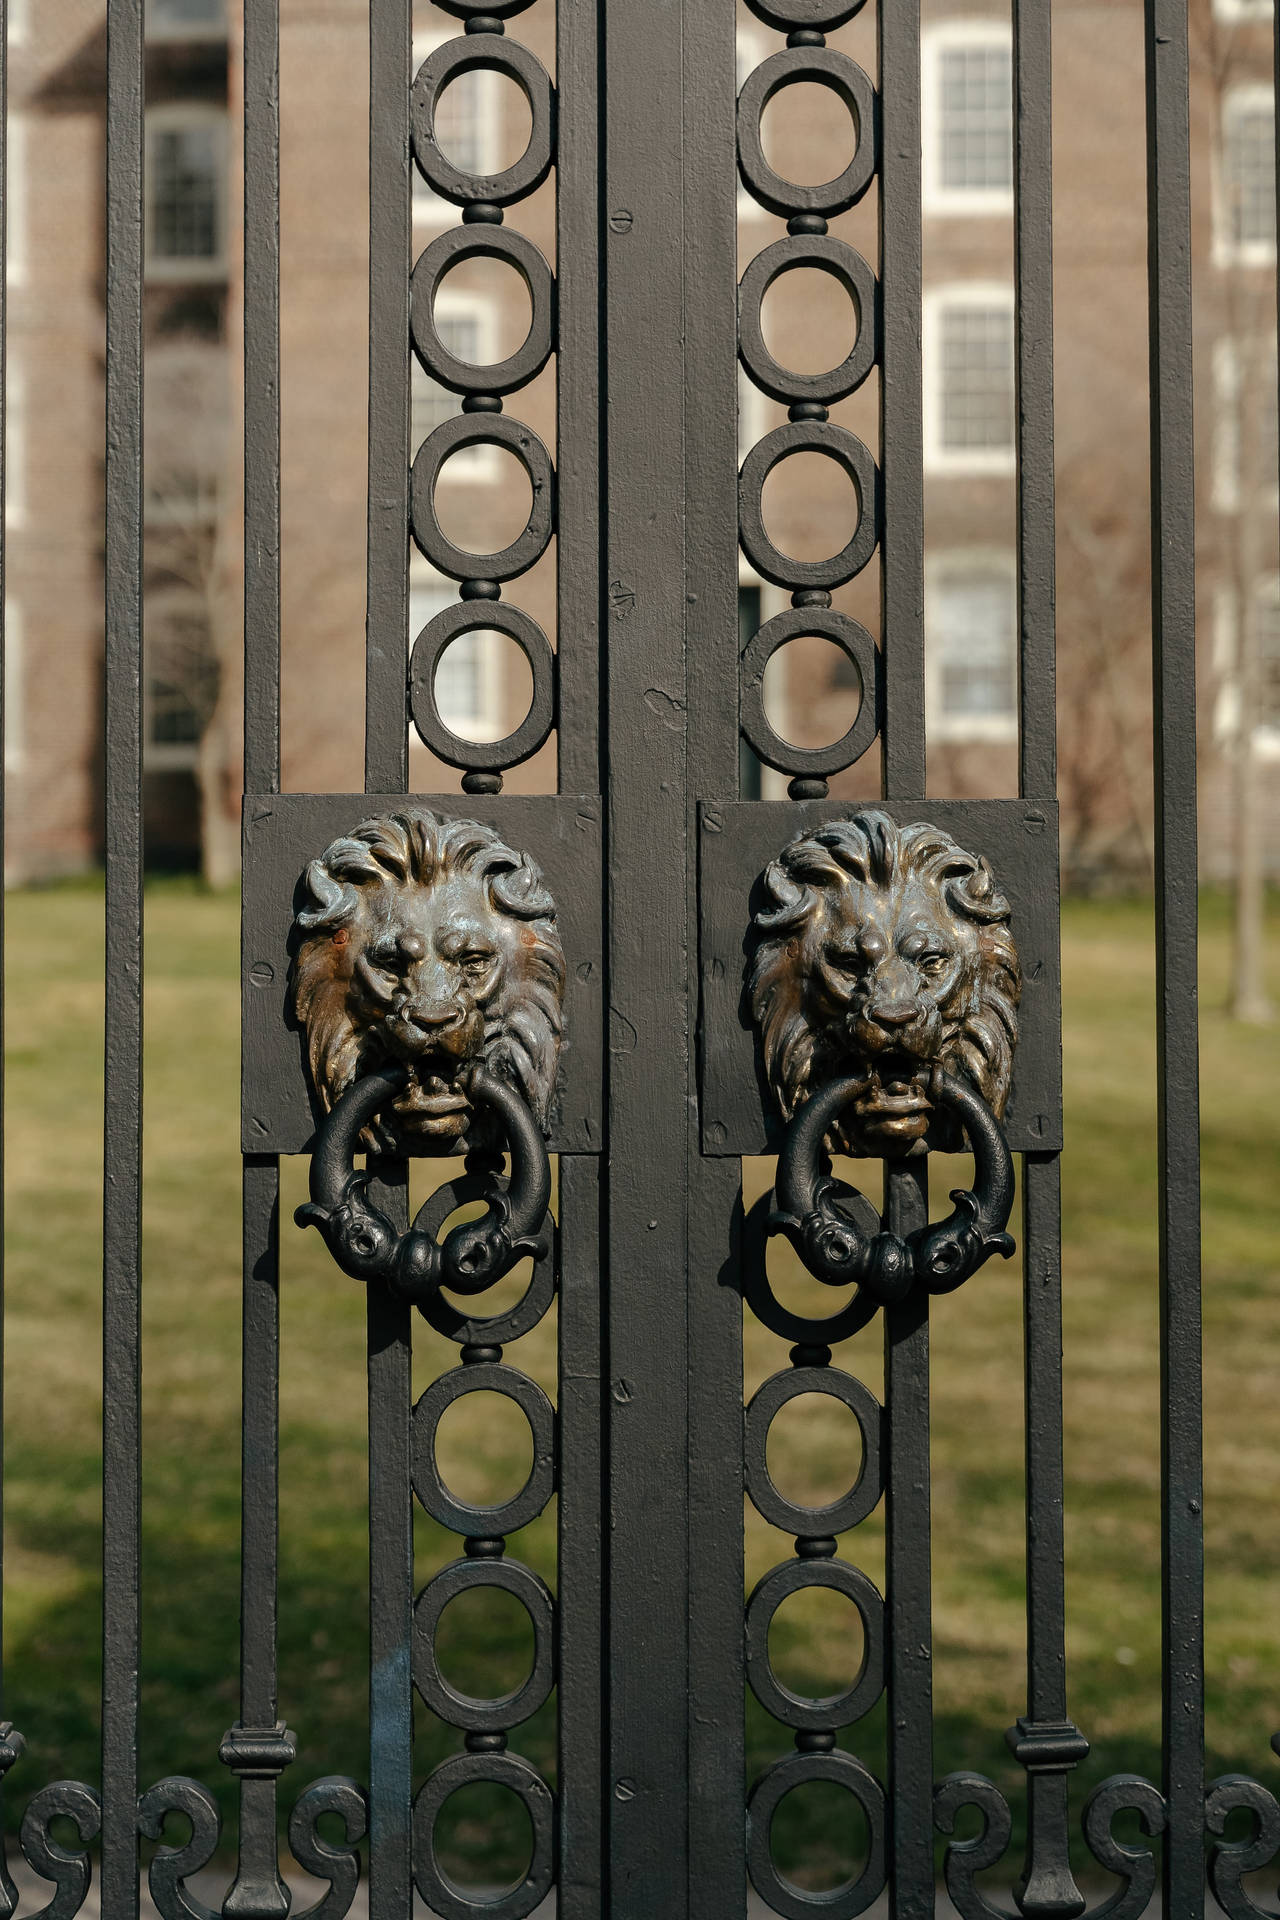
xmin=410 ymin=413 xmax=556 ymax=583
xmin=737 ymin=48 xmax=878 ymax=220
xmin=410 ymin=600 xmax=556 ymax=772
xmin=739 ymin=606 xmax=880 ymax=780
xmin=738 ymin=236 xmax=879 ymax=408
xmin=748 ymin=809 xmax=1022 ymax=1309
xmin=410 ymin=227 xmax=555 ymax=398
xmin=411 ymin=34 xmax=554 ymax=208
xmin=738 ymin=422 xmax=880 ymax=591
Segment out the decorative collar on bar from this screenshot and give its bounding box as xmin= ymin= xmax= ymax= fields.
xmin=747 ymin=809 xmax=1020 ymax=1303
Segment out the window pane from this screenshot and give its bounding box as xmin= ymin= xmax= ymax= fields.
xmin=938 ymin=44 xmax=1012 ymax=192
xmin=1225 ymin=98 xmax=1276 ymax=249
xmin=147 ymin=608 xmax=218 ymax=746
xmin=149 ymin=123 xmax=221 ymax=261
xmin=934 ymin=572 xmax=1016 ymax=718
xmin=432 ymin=69 xmax=485 ymax=176
xmin=148 ymin=0 xmax=225 ymax=31
xmin=939 ymin=304 xmax=1014 ymax=452
xmin=1255 ymin=591 xmax=1280 ymax=728
xmin=412 ymin=312 xmax=480 ymax=448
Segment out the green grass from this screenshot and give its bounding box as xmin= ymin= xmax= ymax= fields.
xmin=2 ymin=880 xmax=1278 ymax=1891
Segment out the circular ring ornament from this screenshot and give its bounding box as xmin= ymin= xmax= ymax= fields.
xmin=412 ymin=1362 xmax=555 ymax=1538
xmin=739 ymin=238 xmax=878 ymax=407
xmin=431 ymin=0 xmax=539 ymax=14
xmin=411 ymin=35 xmax=554 ymax=207
xmin=412 ymin=1173 xmax=557 ymax=1346
xmin=744 ymin=0 xmax=869 ymax=28
xmin=739 ymin=423 xmax=880 ymax=591
xmin=411 ymin=228 xmax=554 ymax=397
xmin=744 ymin=1557 xmax=885 ymax=1730
xmin=411 ymin=414 xmax=555 ymax=583
xmin=740 ymin=605 xmax=880 ymax=779
xmin=741 ymin=1190 xmax=879 ymax=1348
xmin=747 ymin=1749 xmax=887 ymax=1920
xmin=410 ymin=601 xmax=556 ymax=772
xmin=744 ymin=1366 xmax=883 ymax=1537
xmin=738 ymin=49 xmax=877 ymax=220
xmin=412 ymin=1749 xmax=554 ymax=1920
xmin=413 ymin=1556 xmax=555 ymax=1732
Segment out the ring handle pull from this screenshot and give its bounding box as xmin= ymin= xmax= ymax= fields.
xmin=769 ymin=1066 xmax=1015 ymax=1308
xmin=296 ymin=1061 xmax=553 ymax=1306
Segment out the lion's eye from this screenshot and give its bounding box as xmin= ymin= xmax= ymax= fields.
xmin=919 ymin=954 xmax=949 ymax=975
xmin=459 ymin=952 xmax=493 ymax=975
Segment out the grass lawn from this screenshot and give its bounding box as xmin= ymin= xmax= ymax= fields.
xmin=2 ymin=879 xmax=1278 ymax=1892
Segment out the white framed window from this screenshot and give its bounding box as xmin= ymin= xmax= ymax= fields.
xmin=409 ymin=562 xmax=503 ymax=744
xmin=412 ymin=33 xmax=497 ymax=225
xmin=1213 ymin=336 xmax=1279 ymax=513
xmin=145 ymin=104 xmax=227 ymax=280
xmin=7 ymin=0 xmax=29 ymax=45
xmin=7 ymin=116 xmax=27 ymax=288
xmin=925 ymin=552 xmax=1018 ymax=741
xmin=4 ymin=599 xmax=22 ymax=773
xmin=146 ymin=0 xmax=226 ymax=42
xmin=736 ymin=27 xmax=769 ymax=217
xmin=5 ymin=357 xmax=24 ymax=530
xmin=412 ymin=293 xmax=498 ymax=479
xmin=144 ymin=589 xmax=219 ymax=769
xmin=1213 ymin=0 xmax=1272 ymax=21
xmin=924 ymin=284 xmax=1016 ymax=474
xmin=738 ymin=365 xmax=769 ymax=467
xmin=922 ymin=21 xmax=1013 ymax=215
xmin=1214 ymin=578 xmax=1280 ymax=757
xmin=1216 ymin=85 xmax=1276 ymax=267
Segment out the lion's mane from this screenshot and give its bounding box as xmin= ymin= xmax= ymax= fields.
xmin=292 ymin=808 xmax=564 ymax=1138
xmin=747 ymin=808 xmax=1020 ymax=1142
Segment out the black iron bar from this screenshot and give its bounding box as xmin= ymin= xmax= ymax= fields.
xmin=366 ymin=0 xmax=412 ymax=795
xmin=102 ymin=0 xmax=145 ymax=1910
xmin=1009 ymin=4 xmax=1087 ymax=1912
xmin=602 ymin=0 xmax=691 ymax=1906
xmin=365 ymin=3 xmax=413 ymax=1916
xmin=1143 ymin=4 xmax=1204 ymax=1915
xmin=554 ymin=0 xmax=599 ymax=799
xmin=223 ymin=6 xmax=294 ymax=1904
xmin=879 ymin=7 xmax=932 ymax=1911
xmin=556 ymin=1156 xmax=604 ymax=1919
xmin=243 ymin=0 xmax=281 ymax=799
xmin=878 ymin=0 xmax=926 ymax=798
xmin=883 ymin=1162 xmax=933 ymax=1920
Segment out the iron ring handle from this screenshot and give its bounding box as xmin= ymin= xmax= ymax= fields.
xmin=770 ymin=1065 xmax=1015 ymax=1305
xmin=295 ymin=1060 xmax=553 ymax=1306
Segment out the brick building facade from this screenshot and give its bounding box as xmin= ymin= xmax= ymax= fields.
xmin=5 ymin=0 xmax=1278 ymax=884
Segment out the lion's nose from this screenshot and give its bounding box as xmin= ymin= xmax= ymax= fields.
xmin=397 ymin=999 xmax=462 ymax=1034
xmin=866 ymin=1000 xmax=918 ymax=1031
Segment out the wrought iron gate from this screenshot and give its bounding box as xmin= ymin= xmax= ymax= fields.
xmin=3 ymin=0 xmax=1273 ymax=1915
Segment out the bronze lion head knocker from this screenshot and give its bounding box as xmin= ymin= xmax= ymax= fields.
xmin=748 ymin=809 xmax=1020 ymax=1308
xmin=291 ymin=808 xmax=563 ymax=1308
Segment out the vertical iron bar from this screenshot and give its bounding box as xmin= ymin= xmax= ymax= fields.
xmin=684 ymin=1 xmax=745 ymax=1909
xmin=243 ymin=0 xmax=281 ymax=798
xmin=1009 ymin=6 xmax=1087 ymax=1914
xmin=879 ymin=9 xmax=931 ymax=1909
xmin=1143 ymin=5 xmax=1203 ymax=1915
xmin=366 ymin=1 xmax=413 ymax=1915
xmin=878 ymin=0 xmax=926 ymax=799
xmin=223 ymin=7 xmax=294 ymax=1903
xmin=366 ymin=0 xmax=412 ymax=794
xmin=556 ymin=1156 xmax=603 ymax=1919
xmin=102 ymin=0 xmax=146 ymax=1909
xmin=602 ymin=0 xmax=691 ymax=1907
xmin=554 ymin=0 xmax=599 ymax=799
xmin=883 ymin=1162 xmax=933 ymax=1920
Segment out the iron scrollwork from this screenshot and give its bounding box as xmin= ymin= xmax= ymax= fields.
xmin=291 ymin=809 xmax=563 ymax=1306
xmin=748 ymin=810 xmax=1021 ymax=1308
